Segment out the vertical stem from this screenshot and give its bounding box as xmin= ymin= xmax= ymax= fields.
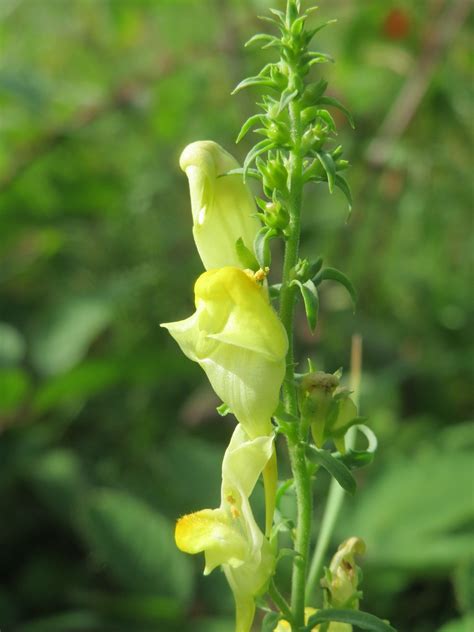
xmin=278 ymin=98 xmax=313 ymax=630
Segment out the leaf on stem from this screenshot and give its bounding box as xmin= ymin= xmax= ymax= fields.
xmin=315 ymin=151 xmax=336 ymax=193
xmin=335 ymin=174 xmax=353 ymax=213
xmin=319 ymin=96 xmax=355 ymax=128
xmin=236 ymin=114 xmax=264 ymax=143
xmin=305 ymin=609 xmax=397 ymax=632
xmin=235 ymin=237 xmax=260 ymax=271
xmin=314 ymin=266 xmax=357 ymax=309
xmin=254 ymin=226 xmax=277 ymax=267
xmin=291 ymin=279 xmax=319 ymax=333
xmin=307 ymin=446 xmax=357 ymax=495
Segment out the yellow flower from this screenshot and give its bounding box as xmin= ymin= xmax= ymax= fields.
xmin=161 ymin=266 xmax=288 ymax=439
xmin=175 ymin=425 xmax=276 ymax=632
xmin=162 ymin=266 xmax=286 ymax=533
xmin=180 ymin=140 xmax=261 ymax=270
xmin=274 ymin=608 xmax=352 ymax=632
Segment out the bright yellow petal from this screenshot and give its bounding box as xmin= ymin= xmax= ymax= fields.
xmin=175 ymin=508 xmax=247 ymax=574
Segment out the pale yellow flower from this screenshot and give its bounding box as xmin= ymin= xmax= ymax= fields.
xmin=161 ymin=266 xmax=288 ymax=439
xmin=180 ymin=140 xmax=261 ymax=270
xmin=175 ymin=425 xmax=275 ymax=632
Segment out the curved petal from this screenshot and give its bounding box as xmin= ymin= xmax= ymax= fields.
xmin=175 ymin=508 xmax=247 ymax=575
xmin=180 ymin=141 xmax=261 ymax=270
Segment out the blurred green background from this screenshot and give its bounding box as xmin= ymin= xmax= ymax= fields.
xmin=0 ymin=0 xmax=472 ymax=631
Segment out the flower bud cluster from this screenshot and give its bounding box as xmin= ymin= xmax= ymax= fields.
xmin=234 ymin=1 xmax=354 ymax=227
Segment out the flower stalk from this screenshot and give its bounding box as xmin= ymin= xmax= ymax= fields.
xmin=162 ymin=1 xmax=396 ymax=631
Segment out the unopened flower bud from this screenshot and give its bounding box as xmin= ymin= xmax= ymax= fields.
xmin=300 ymin=371 xmax=339 ymax=447
xmin=321 ymin=537 xmax=366 ymax=609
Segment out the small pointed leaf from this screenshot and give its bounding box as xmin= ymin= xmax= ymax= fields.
xmin=315 ymin=266 xmax=357 ymax=308
xmin=235 ymin=237 xmax=260 ymax=271
xmin=316 ymin=151 xmax=336 ymax=193
xmin=319 ymin=95 xmax=355 ymax=128
xmin=307 ymin=446 xmax=357 ymax=495
xmin=335 ymin=174 xmax=353 ymax=213
xmin=305 ymin=609 xmax=397 ymax=632
xmin=236 ymin=114 xmax=264 ymax=143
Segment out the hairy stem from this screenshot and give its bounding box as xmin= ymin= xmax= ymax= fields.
xmin=279 ymin=97 xmax=313 ymax=630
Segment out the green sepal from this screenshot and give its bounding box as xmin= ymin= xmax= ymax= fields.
xmin=302 ymin=79 xmax=328 ymax=106
xmin=314 ymin=266 xmax=357 ymax=309
xmin=221 ymin=167 xmax=261 ymax=181
xmin=316 ymin=108 xmax=337 ymax=132
xmin=216 ymin=402 xmax=231 ymax=416
xmin=304 ymin=609 xmax=397 ymax=632
xmin=291 ymin=279 xmax=319 ymax=333
xmin=307 ymin=446 xmax=357 ymax=495
xmin=315 ymin=151 xmax=336 ymax=193
xmin=254 ymin=226 xmax=277 ymax=267
xmin=319 ymin=95 xmax=355 ymax=128
xmin=236 ymin=114 xmax=264 ymax=143
xmin=235 ymin=237 xmax=260 ymax=271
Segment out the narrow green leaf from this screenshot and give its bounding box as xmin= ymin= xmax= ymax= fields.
xmin=244 ymin=140 xmax=274 ymax=180
xmin=307 ymin=447 xmax=357 ymax=495
xmin=232 ymin=76 xmax=276 ymax=95
xmin=292 ymin=279 xmax=319 ymax=332
xmin=337 ymin=449 xmax=374 ymax=470
xmin=316 ymin=151 xmax=336 ymax=193
xmin=254 ymin=227 xmax=276 ymax=267
xmin=335 ymin=174 xmax=353 ymax=212
xmin=235 ymin=237 xmax=259 ymax=271
xmin=236 ymin=114 xmax=264 ymax=143
xmin=316 ymin=109 xmax=337 ymax=132
xmin=245 ymin=33 xmax=279 ymax=48
xmin=319 ymin=95 xmax=355 ymax=128
xmin=305 ymin=609 xmax=397 ymax=632
xmin=315 ymin=267 xmax=357 ymax=308
xmin=278 ymin=88 xmax=299 ymax=114
xmin=222 ymin=167 xmax=261 ymax=181
xmin=305 ymin=19 xmax=337 ymax=44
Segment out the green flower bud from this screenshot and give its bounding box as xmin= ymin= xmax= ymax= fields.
xmin=321 ymin=537 xmax=366 ymax=610
xmin=300 ymin=371 xmax=339 ymax=447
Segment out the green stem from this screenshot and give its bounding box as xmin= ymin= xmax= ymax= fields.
xmin=278 ymin=98 xmax=313 ymax=631
xmin=269 ymin=579 xmax=294 ymax=625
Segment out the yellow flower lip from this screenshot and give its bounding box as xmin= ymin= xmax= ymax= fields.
xmin=162 ymin=267 xmax=288 ymax=440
